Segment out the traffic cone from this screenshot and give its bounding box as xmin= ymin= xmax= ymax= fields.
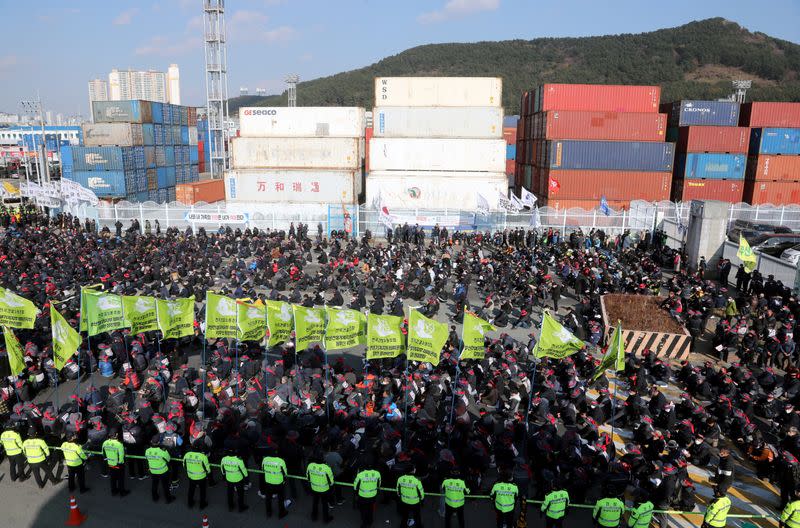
xmin=65 ymin=496 xmax=87 ymax=526
xmin=201 ymin=514 xmax=210 ymax=527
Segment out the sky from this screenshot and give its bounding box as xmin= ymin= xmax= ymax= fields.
xmin=1 ymin=0 xmax=800 ymax=117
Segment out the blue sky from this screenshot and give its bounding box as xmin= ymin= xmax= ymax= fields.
xmin=2 ymin=0 xmax=799 ymax=117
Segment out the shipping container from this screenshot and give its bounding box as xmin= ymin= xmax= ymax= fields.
xmin=740 ymin=102 xmax=800 ymax=127
xmin=373 ymin=107 xmax=502 ymax=138
xmin=671 ymin=178 xmax=744 ymax=203
xmin=540 ymin=140 xmax=675 ymax=172
xmin=164 ymin=147 xmax=175 ymax=167
xmin=663 ymin=100 xmax=740 ymax=127
xmin=143 ymin=147 xmax=156 ymax=168
xmin=503 ymin=128 xmax=517 ymax=145
xmin=176 ymin=179 xmax=225 ymax=205
xmin=503 ymin=115 xmax=520 ymax=128
xmin=230 ymin=137 xmax=360 ymax=170
xmin=375 ymin=77 xmax=502 ymax=107
xmin=92 ymin=100 xmax=152 ymax=124
xmin=66 ymin=146 xmax=130 ymax=172
xmin=744 ymin=179 xmax=800 ymax=205
xmin=239 ymin=107 xmax=365 ymax=138
xmin=535 ymin=111 xmax=667 ymax=141
xmin=82 ymin=123 xmax=145 ymax=147
xmin=369 ymin=138 xmax=505 ymax=172
xmin=225 ymin=169 xmax=361 ymax=204
xmin=365 ymin=127 xmax=373 ymax=172
xmin=189 ymin=127 xmax=198 ymax=145
xmin=181 ymin=127 xmax=190 ymax=145
xmin=747 ymin=154 xmax=800 ymax=182
xmin=151 ymin=102 xmax=163 ymax=125
xmin=190 ymin=147 xmax=199 ymax=164
xmin=188 ymin=107 xmax=197 ymax=127
xmin=750 ymin=128 xmax=800 ymax=155
xmin=535 ymin=84 xmax=660 ymax=113
xmin=506 ymin=145 xmax=517 ymax=160
xmin=536 ymin=169 xmax=670 ymax=201
xmin=165 ymin=167 xmax=176 ymax=187
xmin=365 ymin=172 xmax=507 ymax=210
xmin=674 ymin=153 xmax=746 ymax=180
xmin=156 ymin=168 xmax=168 ymax=188
xmin=671 ymin=126 xmax=749 ymax=153
xmin=506 ymin=159 xmax=515 ymax=176
xmin=146 ymin=169 xmax=157 ymax=191
xmin=66 ymin=170 xmax=127 ymax=197
xmin=536 ymin=197 xmax=631 ymax=211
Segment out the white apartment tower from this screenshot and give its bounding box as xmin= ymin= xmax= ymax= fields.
xmin=108 ymin=69 xmax=168 ymax=102
xmin=167 ymin=64 xmax=181 ymax=104
xmin=88 ymin=78 xmax=109 ymax=112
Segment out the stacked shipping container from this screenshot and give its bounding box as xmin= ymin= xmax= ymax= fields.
xmin=516 ymin=84 xmax=672 ymax=210
xmin=366 ymin=77 xmax=507 ymax=210
xmin=503 ymin=115 xmax=518 ymax=190
xmin=742 ymin=102 xmax=800 ymax=205
xmin=226 ymin=107 xmax=365 ymax=204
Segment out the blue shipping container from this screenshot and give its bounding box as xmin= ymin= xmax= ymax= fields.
xmin=543 ymin=141 xmax=675 ymax=172
xmin=190 ymin=164 xmax=199 ymax=182
xmin=165 ymin=147 xmax=175 ymax=166
xmin=92 ymin=100 xmax=151 ymax=124
xmin=181 ymin=126 xmax=189 ymax=145
xmin=142 ymin=124 xmax=155 ymax=146
xmin=667 ymin=100 xmax=740 ymax=127
xmin=151 ymin=102 xmax=163 ymax=125
xmin=67 ymin=170 xmax=127 ymax=197
xmin=69 ymin=146 xmax=125 ymax=171
xmin=190 ymin=146 xmax=199 ymax=164
xmin=166 ymin=166 xmax=177 ymax=187
xmin=750 ymin=128 xmax=800 ymax=155
xmin=157 ymin=167 xmax=168 ymax=188
xmin=675 ymin=153 xmax=746 ymax=180
xmin=503 ymin=115 xmax=519 ymax=128
xmin=506 ymin=145 xmax=516 ymax=160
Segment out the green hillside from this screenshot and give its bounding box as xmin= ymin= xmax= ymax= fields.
xmin=228 ymin=18 xmax=800 ymax=115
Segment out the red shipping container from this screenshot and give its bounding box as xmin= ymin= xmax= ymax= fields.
xmin=176 ymin=179 xmax=225 ymax=205
xmin=747 ymin=155 xmax=800 ymax=182
xmin=675 ymin=126 xmax=749 ymax=153
xmin=365 ymin=127 xmax=373 ymax=172
xmin=740 ymin=102 xmax=800 ymax=127
xmin=503 ymin=128 xmax=517 ymax=145
xmin=537 ymin=84 xmax=661 ymax=113
xmin=516 ymin=118 xmax=524 ymax=140
xmin=536 ymin=111 xmax=667 ymax=141
xmin=538 ymin=197 xmax=632 ymax=211
xmin=672 ymin=179 xmax=744 ymax=203
xmin=536 ymin=169 xmax=671 ymax=201
xmin=506 ymin=159 xmax=515 ymax=175
xmin=520 ymin=91 xmax=530 ymax=117
xmin=744 ymin=180 xmax=800 ymax=205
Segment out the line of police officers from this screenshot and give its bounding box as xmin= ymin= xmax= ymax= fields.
xmin=1 ymin=425 xmax=793 ymax=528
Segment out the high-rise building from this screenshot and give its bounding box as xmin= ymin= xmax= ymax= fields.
xmin=108 ymin=69 xmax=168 ymax=102
xmin=88 ymin=78 xmax=109 ymax=112
xmin=167 ymin=64 xmax=181 ymax=104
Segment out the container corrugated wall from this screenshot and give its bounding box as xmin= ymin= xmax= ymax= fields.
xmin=740 ymin=102 xmax=800 ymax=127
xmin=536 ymin=111 xmax=667 ymax=141
xmin=369 ymin=138 xmax=505 ymax=172
xmin=225 ymin=170 xmax=360 ymax=204
xmin=675 ymin=153 xmax=746 ymax=180
xmin=744 ymin=180 xmax=800 ymax=205
xmin=671 ymin=126 xmax=750 ymax=153
xmin=665 ymin=100 xmax=740 ymax=127
xmin=230 ymin=137 xmax=360 ymax=169
xmin=373 ymin=107 xmax=502 ymax=138
xmin=365 ymin=172 xmax=507 ymax=209
xmin=746 ymin=155 xmax=800 ymax=182
xmin=536 ymin=84 xmax=660 ymax=113
xmin=541 ymin=140 xmax=675 ymax=172
xmin=534 ymin=170 xmax=671 ymax=201
xmin=375 ymin=77 xmax=502 ymax=107
xmin=750 ymin=128 xmax=800 ymax=155
xmin=672 ymin=179 xmax=744 ymax=203
xmin=239 ymin=107 xmax=365 ymax=137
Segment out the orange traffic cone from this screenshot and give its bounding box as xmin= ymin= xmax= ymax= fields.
xmin=201 ymin=514 xmax=210 ymax=527
xmin=65 ymin=496 xmax=87 ymax=526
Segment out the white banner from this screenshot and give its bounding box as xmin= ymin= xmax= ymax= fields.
xmin=497 ymin=191 xmax=521 ymax=212
xmin=35 ymin=196 xmax=62 ymax=208
xmin=477 ymin=193 xmax=490 ymax=217
xmin=520 ymin=187 xmax=537 ymax=208
xmin=185 ymin=212 xmax=250 ymax=224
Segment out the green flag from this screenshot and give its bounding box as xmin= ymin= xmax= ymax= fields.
xmin=3 ymin=326 xmax=26 ymax=376
xmin=83 ymin=291 xmax=127 ymax=336
xmin=0 ymin=286 xmax=40 ymax=329
xmin=266 ymin=300 xmax=294 ymax=346
xmin=324 ymin=307 xmax=366 ymax=351
xmin=122 ymin=296 xmax=159 ymax=334
xmin=460 ymin=311 xmax=496 ymax=360
xmin=737 ymin=235 xmax=758 ymax=273
xmin=157 ymin=296 xmax=195 ymax=339
xmin=205 ymin=292 xmax=239 ymax=339
xmin=51 ymin=305 xmax=82 ymax=370
xmin=79 ymin=286 xmax=101 ymax=332
xmin=237 ymin=301 xmax=267 ymax=342
xmin=534 ymin=311 xmax=585 ymax=359
xmin=366 ymin=313 xmax=405 ymax=360
xmin=293 ymin=305 xmax=325 ymax=351
xmin=407 ymin=309 xmax=448 ymax=366
xmin=592 ymin=322 xmax=626 ymax=382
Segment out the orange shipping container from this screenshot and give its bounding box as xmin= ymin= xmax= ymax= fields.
xmin=744 ymin=180 xmax=800 ymax=205
xmin=176 ymin=179 xmax=225 ymax=205
xmin=535 ymin=169 xmax=671 ymax=201
xmin=671 ymin=179 xmax=744 ymax=203
xmin=746 ymin=155 xmax=800 ymax=182
xmin=503 ymin=128 xmax=517 ymax=145
xmin=536 ymin=197 xmax=631 ymax=211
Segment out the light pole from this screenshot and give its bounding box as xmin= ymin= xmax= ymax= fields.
xmin=21 ymin=96 xmax=49 ymax=185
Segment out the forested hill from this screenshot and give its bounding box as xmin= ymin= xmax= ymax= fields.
xmin=229 ymin=18 xmax=800 ymax=114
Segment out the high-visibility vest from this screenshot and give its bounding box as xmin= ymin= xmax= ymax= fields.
xmin=593 ymin=497 xmax=625 ymax=527
xmin=22 ymin=438 xmax=49 ymax=464
xmin=542 ymin=489 xmax=570 ymax=519
xmin=782 ymin=500 xmax=800 ymax=528
xmin=704 ymin=497 xmax=731 ymax=528
xmin=307 ymin=462 xmax=333 ymax=493
xmin=1 ymin=430 xmax=23 ymax=456
xmin=628 ymin=501 xmax=654 ymax=528
xmin=220 ymin=456 xmax=248 ymax=483
xmin=354 ymin=469 xmax=382 ymax=499
xmin=61 ymin=442 xmax=87 ymax=467
xmin=262 ymin=456 xmax=287 ymax=485
xmin=102 ymin=439 xmax=125 ymax=467
xmin=490 ymin=482 xmax=518 ymax=513
xmin=397 ymin=475 xmax=424 ymax=505
xmin=145 ymin=447 xmax=170 ymax=475
xmin=442 ymin=478 xmax=469 ymax=508
xmin=183 ymin=452 xmax=210 ymax=481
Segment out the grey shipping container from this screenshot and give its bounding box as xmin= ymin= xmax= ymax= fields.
xmin=92 ymin=100 xmax=153 ymax=124
xmin=663 ymin=100 xmax=740 ymax=127
xmin=541 ymin=140 xmax=675 ymax=172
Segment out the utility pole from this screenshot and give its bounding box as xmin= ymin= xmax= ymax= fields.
xmin=286 ymin=74 xmax=299 ymax=107
xmin=203 ymin=0 xmax=230 ymax=179
xmin=732 ymin=80 xmax=751 ymax=104
xmin=21 ymin=96 xmax=49 ymax=185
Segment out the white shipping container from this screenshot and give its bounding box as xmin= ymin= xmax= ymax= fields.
xmin=239 ymin=107 xmax=365 ymax=138
xmin=366 ymin=172 xmax=507 ymax=210
xmin=375 ymin=77 xmax=502 ymax=107
xmin=373 ymin=107 xmax=503 ymax=138
xmin=225 ymin=169 xmax=360 ymax=204
xmin=82 ymin=123 xmax=143 ymax=147
xmin=369 ymin=138 xmax=505 ymax=172
xmin=188 ymin=127 xmax=198 ymax=145
xmin=230 ymin=137 xmax=361 ymax=170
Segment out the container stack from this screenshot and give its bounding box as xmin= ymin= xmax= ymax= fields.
xmin=741 ymin=103 xmax=800 ymax=205
xmin=196 ymin=116 xmax=211 ymax=174
xmin=225 ymin=107 xmax=365 ymax=204
xmin=62 ymin=100 xmax=199 ymax=202
xmin=665 ymin=100 xmax=748 ymax=203
xmin=503 ymin=115 xmax=519 ymax=191
xmin=366 ymin=77 xmax=507 ymax=210
xmin=516 ymin=84 xmax=673 ymax=210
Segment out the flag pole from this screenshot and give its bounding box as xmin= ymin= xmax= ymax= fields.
xmin=447 ymin=306 xmax=467 ymax=448
xmin=525 ymin=310 xmax=547 ymax=429
xmin=609 ymin=321 xmax=622 ymax=442
xmin=77 ymin=287 xmax=84 ymax=395
xmin=234 ymin=304 xmax=240 ymax=400
xmin=402 ymin=308 xmax=412 ymax=449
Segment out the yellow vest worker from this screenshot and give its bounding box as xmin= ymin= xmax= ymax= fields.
xmin=102 ymin=435 xmax=129 ymax=496
xmin=1 ymin=429 xmax=25 ymax=482
xmin=262 ymin=455 xmax=291 ymax=519
xmin=593 ymin=497 xmax=625 ymax=528
xmin=628 ymin=501 xmax=653 ymax=528
xmin=307 ymin=461 xmax=335 ymax=522
xmin=442 ymin=477 xmax=470 ymax=528
xmin=221 ymin=453 xmax=249 ymax=513
xmin=397 ymin=473 xmax=425 ymax=528
xmin=23 ymin=434 xmax=53 ymax=489
xmin=782 ymin=499 xmax=800 ymax=528
xmin=354 ymin=468 xmax=382 ymax=527
xmin=61 ymin=438 xmax=89 ymax=494
xmin=183 ymin=451 xmax=212 ymax=509
xmin=146 ymin=439 xmax=174 ymax=504
xmin=490 ymin=480 xmax=519 ymax=528
xmin=542 ymin=488 xmax=570 ymax=527
xmin=703 ymin=496 xmax=731 ymax=528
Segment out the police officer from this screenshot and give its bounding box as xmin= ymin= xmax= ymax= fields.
xmin=397 ymin=468 xmax=425 ymax=528
xmin=627 ymin=499 xmax=653 ymax=528
xmin=1 ymin=427 xmax=25 ymax=482
xmin=22 ymin=429 xmax=53 ymax=489
xmin=221 ymin=448 xmax=249 ymax=513
xmin=541 ymin=485 xmax=570 ymax=528
xmin=145 ymin=436 xmax=174 ymax=503
xmin=702 ymin=489 xmax=731 ymax=528
xmin=353 ymin=466 xmax=382 ymax=528
xmin=262 ymin=449 xmax=292 ymax=519
xmin=183 ymin=448 xmax=212 ymax=509
xmin=781 ymin=490 xmax=800 ymax=528
xmin=306 ymin=455 xmax=334 ymax=523
xmin=441 ymin=469 xmax=469 ymax=528
xmin=102 ymin=431 xmax=129 ymax=496
xmin=714 ymin=448 xmax=734 ymax=495
xmin=593 ymin=495 xmax=625 ymax=528
xmin=490 ymin=474 xmax=518 ymax=528
xmin=61 ymin=433 xmax=89 ymax=493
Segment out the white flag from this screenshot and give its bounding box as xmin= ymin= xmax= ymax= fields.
xmin=476 ymin=193 xmax=490 ymax=217
xmin=520 ymin=187 xmax=537 ymax=208
xmin=510 ymin=193 xmax=525 ymax=211
xmin=530 ymin=206 xmax=542 ymax=228
xmin=497 ymin=191 xmax=519 ymax=212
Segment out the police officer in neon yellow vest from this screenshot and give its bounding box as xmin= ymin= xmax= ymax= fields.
xmin=702 ymin=489 xmax=731 ymax=528
xmin=781 ymin=490 xmax=800 ymax=528
xmin=1 ymin=427 xmax=25 ymax=482
xmin=22 ymin=429 xmax=53 ymax=489
xmin=397 ymin=467 xmax=425 ymax=528
xmin=306 ymin=454 xmax=335 ymax=523
xmin=441 ymin=469 xmax=470 ymax=528
xmin=541 ymin=483 xmax=570 ymax=528
xmin=61 ymin=433 xmax=89 ymax=494
xmin=353 ymin=465 xmax=382 ymax=528
xmin=593 ymin=495 xmax=625 ymax=528
xmin=490 ymin=473 xmax=518 ymax=528
xmin=102 ymin=431 xmax=129 ymax=497
xmin=221 ymin=448 xmax=249 ymax=513
xmin=627 ymin=499 xmax=653 ymax=528
xmin=183 ymin=448 xmax=211 ymax=509
xmin=262 ymin=448 xmax=292 ymax=519
xmin=145 ymin=436 xmax=175 ymax=503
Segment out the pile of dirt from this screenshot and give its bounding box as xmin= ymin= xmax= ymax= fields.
xmin=602 ymin=294 xmax=687 ymax=335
